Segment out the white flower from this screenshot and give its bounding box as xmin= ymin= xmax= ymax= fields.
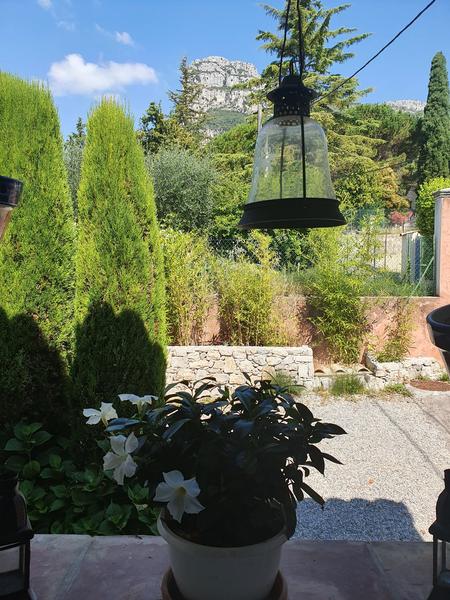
xmin=83 ymin=403 xmax=118 ymax=426
xmin=154 ymin=470 xmax=205 ymax=523
xmin=119 ymin=393 xmax=157 ymax=413
xmin=103 ymin=433 xmax=138 ymax=485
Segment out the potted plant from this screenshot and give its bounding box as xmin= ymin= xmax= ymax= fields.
xmin=83 ymin=377 xmax=345 ymax=600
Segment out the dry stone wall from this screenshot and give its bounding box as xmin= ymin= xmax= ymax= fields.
xmin=365 ymin=354 xmax=443 ymax=383
xmin=167 ymin=347 xmax=445 ymax=393
xmin=167 ymin=346 xmax=314 ymax=388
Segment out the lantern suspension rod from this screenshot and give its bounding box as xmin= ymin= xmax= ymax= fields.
xmin=313 ymin=0 xmax=437 ymax=105
xmin=296 ymin=0 xmax=305 ymax=81
xmin=278 ymin=0 xmax=292 ymax=85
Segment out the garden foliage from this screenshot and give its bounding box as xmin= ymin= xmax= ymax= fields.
xmin=150 ymin=147 xmax=217 ymax=231
xmin=0 ymin=422 xmax=157 ymax=535
xmin=162 ymin=229 xmax=212 ymax=344
xmin=416 ymin=176 xmax=450 ymax=238
xmin=376 ymin=299 xmax=413 ymax=362
xmin=216 ymin=233 xmax=285 ymax=346
xmin=73 ymin=100 xmax=167 ymax=412
xmin=301 ymin=227 xmax=370 ymax=364
xmin=0 ymin=73 xmax=75 ymax=427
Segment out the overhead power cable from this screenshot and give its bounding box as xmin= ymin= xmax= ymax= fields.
xmin=313 ymin=0 xmax=438 ymax=105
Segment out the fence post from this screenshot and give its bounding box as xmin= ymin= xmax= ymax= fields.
xmin=433 ymin=188 xmax=450 ymax=299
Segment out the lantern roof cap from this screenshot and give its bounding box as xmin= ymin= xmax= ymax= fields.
xmin=267 ymin=75 xmax=317 ymax=118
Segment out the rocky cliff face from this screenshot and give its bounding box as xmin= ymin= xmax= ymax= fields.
xmin=386 ymin=100 xmax=425 ymax=114
xmin=190 ymin=56 xmax=259 ymax=115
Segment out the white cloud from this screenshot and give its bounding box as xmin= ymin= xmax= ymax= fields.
xmin=37 ymin=0 xmax=52 ymax=9
xmin=115 ymin=31 xmax=135 ymax=46
xmin=96 ymin=24 xmax=136 ymax=47
xmin=48 ymin=53 xmax=158 ymax=96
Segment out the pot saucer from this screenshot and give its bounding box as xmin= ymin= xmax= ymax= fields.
xmin=161 ymin=569 xmax=288 ymax=600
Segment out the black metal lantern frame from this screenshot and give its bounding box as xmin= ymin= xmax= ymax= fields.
xmin=428 ymin=470 xmax=450 ymax=599
xmin=239 ymin=0 xmax=346 ymax=230
xmin=0 ymin=176 xmax=22 ymax=241
xmin=0 ymin=474 xmax=35 ymax=600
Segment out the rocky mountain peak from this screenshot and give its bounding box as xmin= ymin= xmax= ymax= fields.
xmin=386 ymin=100 xmax=425 ymax=114
xmin=190 ymin=56 xmax=259 ymax=115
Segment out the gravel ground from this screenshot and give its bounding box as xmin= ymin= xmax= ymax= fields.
xmin=293 ymin=390 xmax=450 ymax=542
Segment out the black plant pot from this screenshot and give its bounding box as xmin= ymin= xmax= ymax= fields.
xmin=427 ymin=305 xmax=450 ymax=375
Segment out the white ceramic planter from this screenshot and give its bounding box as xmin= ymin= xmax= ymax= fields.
xmin=158 ymin=517 xmax=287 ymax=600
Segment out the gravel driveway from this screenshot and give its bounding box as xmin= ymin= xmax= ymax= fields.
xmin=294 ymin=390 xmax=450 ymax=542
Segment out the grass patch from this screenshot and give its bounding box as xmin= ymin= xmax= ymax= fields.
xmin=330 ymin=374 xmax=366 ymax=396
xmin=269 ymin=370 xmax=303 ymax=395
xmin=439 ymin=372 xmax=450 ymax=382
xmin=383 ymin=383 xmax=413 ymax=397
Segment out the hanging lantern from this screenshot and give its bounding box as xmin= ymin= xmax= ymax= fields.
xmin=428 ymin=469 xmax=450 ymax=599
xmin=239 ymin=0 xmax=345 ymax=230
xmin=0 ymin=176 xmax=23 ymax=241
xmin=0 ymin=472 xmax=35 ymax=599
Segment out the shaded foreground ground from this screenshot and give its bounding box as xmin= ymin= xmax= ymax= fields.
xmin=31 ymin=535 xmax=433 ymax=599
xmin=295 ymin=390 xmax=450 ymax=541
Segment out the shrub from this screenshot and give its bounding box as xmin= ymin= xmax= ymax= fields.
xmin=416 ymin=176 xmax=450 ymax=237
xmin=73 ymin=100 xmax=166 ymax=414
xmin=330 ymin=374 xmax=366 ymax=396
xmin=269 ymin=370 xmax=303 ymax=396
xmin=162 ymin=228 xmax=213 ymax=344
xmin=0 ymin=421 xmax=157 ymax=535
xmin=377 ymin=299 xmax=413 ymax=362
xmin=0 ymin=73 xmax=75 ymax=427
xmin=150 ymin=147 xmax=217 ymax=231
xmin=302 ymin=228 xmax=369 ymax=364
xmin=216 ymin=233 xmax=284 ymax=346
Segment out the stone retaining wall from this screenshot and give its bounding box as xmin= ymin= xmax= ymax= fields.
xmin=365 ymin=354 xmax=443 ymax=383
xmin=167 ymin=346 xmax=314 ymax=388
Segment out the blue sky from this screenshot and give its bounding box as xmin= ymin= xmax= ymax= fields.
xmin=1 ymin=0 xmax=449 ymax=136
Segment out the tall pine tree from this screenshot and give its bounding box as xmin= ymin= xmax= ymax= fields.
xmin=250 ymin=1 xmax=369 ymax=109
xmin=73 ymin=100 xmax=166 ymax=412
xmin=139 ymin=57 xmax=205 ymax=154
xmin=417 ymin=52 xmax=450 ymax=184
xmin=0 ymin=73 xmax=75 ymax=427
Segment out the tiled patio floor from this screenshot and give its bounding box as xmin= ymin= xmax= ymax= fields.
xmin=30 ymin=534 xmax=433 ymax=599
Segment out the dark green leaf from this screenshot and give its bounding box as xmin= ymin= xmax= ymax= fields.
xmin=5 ymin=438 xmax=25 ymax=452
xmin=23 ymin=460 xmax=41 ymax=479
xmin=301 ymin=482 xmax=325 ymax=506
xmin=49 ymin=454 xmax=62 ymax=469
xmin=33 ymin=431 xmax=52 ymax=446
xmin=163 ymin=418 xmax=190 ymax=440
xmin=4 ymin=455 xmax=27 ymax=472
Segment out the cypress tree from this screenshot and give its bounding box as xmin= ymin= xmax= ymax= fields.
xmin=0 ymin=73 xmax=75 ymax=426
xmin=417 ymin=52 xmax=450 ymax=184
xmin=73 ymin=100 xmax=166 ymax=412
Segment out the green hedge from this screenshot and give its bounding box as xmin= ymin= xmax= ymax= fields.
xmin=416 ymin=176 xmax=450 ymax=238
xmin=0 ymin=73 xmax=75 ymax=428
xmin=72 ymin=100 xmax=166 ymax=413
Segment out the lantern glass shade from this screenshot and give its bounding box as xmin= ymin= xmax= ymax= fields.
xmin=239 ymin=115 xmax=345 ymax=230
